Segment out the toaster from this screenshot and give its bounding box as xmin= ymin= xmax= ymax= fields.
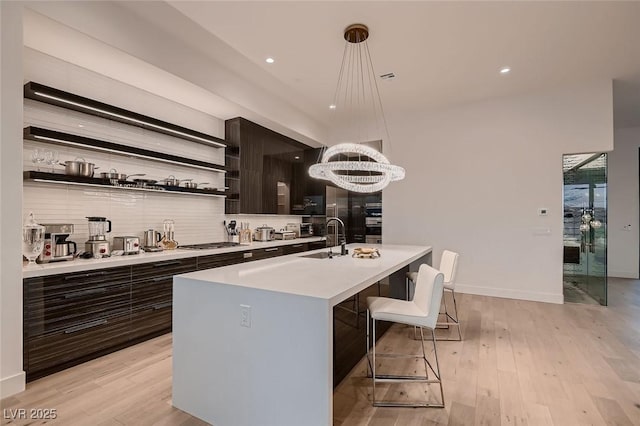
xmin=112 ymin=236 xmax=140 ymax=255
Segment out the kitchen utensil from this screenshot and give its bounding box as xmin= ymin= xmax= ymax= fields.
xmin=38 ymin=223 xmax=76 ymax=263
xmin=161 ymin=219 xmax=178 ymax=250
xmin=274 ymin=231 xmax=296 ymax=240
xmin=142 ymin=229 xmax=163 ymax=249
xmin=62 ymin=157 xmax=97 ymax=177
xmin=112 ymin=236 xmax=140 ymax=255
xmin=132 ymin=178 xmax=158 ymax=187
xmin=161 ymin=175 xmax=185 ymax=186
xmin=183 ymin=181 xmax=208 ymax=189
xmin=253 ymin=224 xmax=275 ymax=242
xmin=54 ymin=240 xmax=77 ymax=257
xmin=22 ymin=212 xmax=45 ymax=265
xmin=85 ymin=216 xmax=112 ymax=258
xmin=100 ymin=169 xmax=145 ymax=181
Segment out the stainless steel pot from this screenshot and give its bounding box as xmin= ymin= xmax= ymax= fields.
xmin=162 ymin=175 xmax=187 ymax=186
xmin=253 ymin=225 xmax=275 ymax=241
xmin=62 ymin=157 xmax=97 ymax=177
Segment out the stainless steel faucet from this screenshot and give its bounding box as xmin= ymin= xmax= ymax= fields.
xmin=326 ymin=217 xmax=347 ymax=256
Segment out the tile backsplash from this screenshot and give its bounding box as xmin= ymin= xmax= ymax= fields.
xmin=23 ymin=48 xmax=226 ymax=246
xmin=22 ymin=49 xmax=308 ymax=249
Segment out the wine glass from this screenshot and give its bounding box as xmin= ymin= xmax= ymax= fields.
xmin=31 ymin=149 xmax=45 ymax=171
xmin=22 ymin=212 xmax=45 ymax=266
xmin=44 ymin=150 xmax=59 ymax=172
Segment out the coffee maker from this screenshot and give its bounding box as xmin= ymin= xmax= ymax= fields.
xmin=85 ymin=216 xmax=111 ymax=258
xmin=37 ymin=224 xmax=77 ymax=263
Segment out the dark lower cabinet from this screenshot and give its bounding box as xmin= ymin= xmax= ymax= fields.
xmin=23 ymin=241 xmax=327 ymax=381
xmin=282 ymin=242 xmax=307 ymax=255
xmin=333 ymin=283 xmax=391 ymax=387
xmin=247 ymin=246 xmax=283 ymax=261
xmin=23 ymin=266 xmax=132 ymax=381
xmin=26 ymin=314 xmax=131 ymax=381
xmin=197 ymin=251 xmax=246 ymax=270
xmin=308 ymin=240 xmax=327 ymax=251
xmin=129 ymin=258 xmax=197 ymax=341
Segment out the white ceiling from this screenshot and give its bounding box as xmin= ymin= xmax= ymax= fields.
xmin=167 ymin=1 xmax=640 ymax=128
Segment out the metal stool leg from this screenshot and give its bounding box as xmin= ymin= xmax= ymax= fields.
xmin=435 ymin=289 xmax=462 ymax=341
xmin=370 ymin=322 xmax=445 ymax=407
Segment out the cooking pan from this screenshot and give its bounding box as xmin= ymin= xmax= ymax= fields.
xmin=100 ymin=169 xmax=145 ymax=181
xmin=132 ymin=178 xmax=158 ymax=188
xmin=61 ymin=157 xmax=98 ymax=177
xmin=100 ymin=169 xmax=146 ymax=186
xmin=183 ymin=181 xmax=209 ymax=189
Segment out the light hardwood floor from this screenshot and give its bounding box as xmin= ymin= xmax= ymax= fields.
xmin=2 ymin=278 xmax=639 ymax=426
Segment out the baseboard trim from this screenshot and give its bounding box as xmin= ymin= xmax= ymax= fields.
xmin=0 ymin=371 xmax=26 ymax=398
xmin=455 ymin=284 xmax=563 ymax=304
xmin=607 ymin=270 xmax=639 ymax=279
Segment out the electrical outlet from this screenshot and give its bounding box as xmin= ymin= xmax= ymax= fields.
xmin=240 ymin=304 xmax=251 ymax=328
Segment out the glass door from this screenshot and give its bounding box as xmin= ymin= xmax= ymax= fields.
xmin=563 ymin=153 xmax=607 ymax=305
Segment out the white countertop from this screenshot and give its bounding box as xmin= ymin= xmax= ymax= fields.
xmin=172 ymin=242 xmax=432 ymax=426
xmin=176 ymin=243 xmax=432 ymax=306
xmin=22 ymin=237 xmax=326 ymax=278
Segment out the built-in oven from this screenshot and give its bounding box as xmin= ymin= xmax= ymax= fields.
xmin=364 ymin=201 xmax=382 ymax=243
xmin=364 ymin=202 xmax=382 ymax=217
xmin=365 ymin=217 xmax=382 ymax=235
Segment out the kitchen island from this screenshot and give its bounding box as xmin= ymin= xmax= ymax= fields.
xmin=172 ymin=243 xmax=432 ymax=426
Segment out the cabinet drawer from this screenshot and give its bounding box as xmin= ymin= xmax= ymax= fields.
xmin=282 ymin=243 xmax=307 ymax=255
xmin=246 ymin=246 xmax=283 ymax=261
xmin=129 ymin=304 xmax=172 ymax=341
xmin=24 ymin=266 xmax=131 ymax=303
xmin=26 ymin=313 xmax=131 ymax=378
xmin=131 ymin=276 xmax=172 ymax=310
xmin=131 ymin=257 xmax=197 ymax=281
xmin=25 ymin=282 xmax=130 ymax=338
xmin=197 ymin=251 xmax=246 ymax=270
xmin=308 ymin=240 xmax=327 ymax=251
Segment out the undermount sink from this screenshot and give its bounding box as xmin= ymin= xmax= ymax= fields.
xmin=299 ymin=251 xmax=334 ymax=259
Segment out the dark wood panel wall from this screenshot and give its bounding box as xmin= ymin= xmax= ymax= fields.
xmin=225 ymin=117 xmax=323 ymax=215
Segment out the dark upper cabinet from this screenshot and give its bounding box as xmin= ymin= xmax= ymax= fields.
xmin=225 ymin=117 xmax=321 ymax=215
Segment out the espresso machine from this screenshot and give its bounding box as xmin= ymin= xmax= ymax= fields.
xmin=85 ymin=216 xmax=111 ymax=258
xmin=37 ymin=224 xmax=77 ymax=263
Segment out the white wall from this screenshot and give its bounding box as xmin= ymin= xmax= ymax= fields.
xmin=608 ymin=127 xmax=640 ymax=278
xmin=383 ymin=81 xmax=614 ymax=303
xmin=1 ymin=1 xmax=26 ymax=398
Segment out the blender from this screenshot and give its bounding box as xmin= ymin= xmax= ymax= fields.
xmin=85 ymin=216 xmax=112 ymax=258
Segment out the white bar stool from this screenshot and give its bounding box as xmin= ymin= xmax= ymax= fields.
xmin=406 ymin=250 xmax=461 ymax=341
xmin=366 ymin=264 xmax=445 ymax=407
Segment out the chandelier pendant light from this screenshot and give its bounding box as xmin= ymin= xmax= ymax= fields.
xmin=308 ymin=23 xmax=405 ymax=193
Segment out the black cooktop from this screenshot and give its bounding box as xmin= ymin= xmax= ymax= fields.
xmin=180 ymin=242 xmax=241 ymax=250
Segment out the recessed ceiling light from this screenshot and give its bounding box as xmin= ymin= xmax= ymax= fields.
xmin=294 ymin=156 xmax=300 ymax=160
xmin=500 ymin=67 xmax=511 ymax=74
xmin=265 ymin=57 xmax=275 ymax=64
xmin=78 ymin=124 xmax=84 ymax=128
xmin=329 ymin=104 xmax=336 ymax=109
